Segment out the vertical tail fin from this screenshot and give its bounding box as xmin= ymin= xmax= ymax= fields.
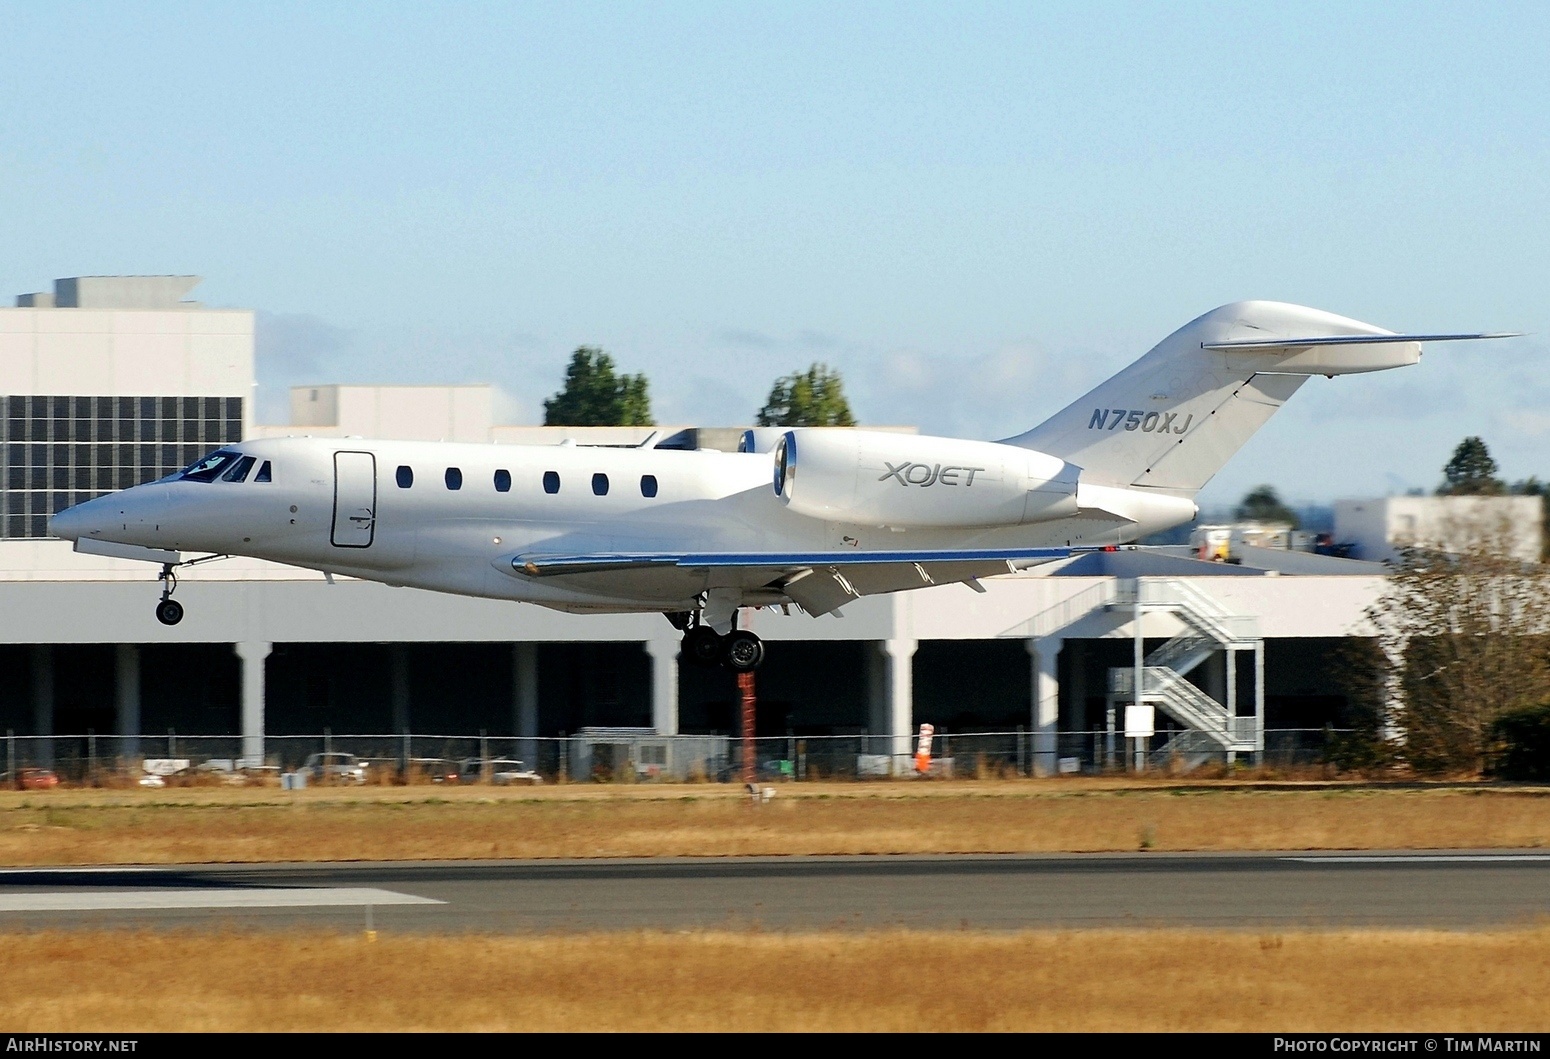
xmin=1003 ymin=301 xmax=1419 ymax=496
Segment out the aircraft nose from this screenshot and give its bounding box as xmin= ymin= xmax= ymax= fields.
xmin=49 ymin=494 xmax=115 ymax=542
xmin=49 ymin=488 xmax=166 ymax=543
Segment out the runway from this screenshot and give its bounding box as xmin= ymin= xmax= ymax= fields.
xmin=0 ymin=851 xmax=1546 ymax=932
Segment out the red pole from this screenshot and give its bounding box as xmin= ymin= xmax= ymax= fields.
xmin=738 ymin=670 xmax=756 ymax=786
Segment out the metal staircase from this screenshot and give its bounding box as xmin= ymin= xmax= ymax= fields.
xmin=1105 ymin=579 xmax=1262 ymax=763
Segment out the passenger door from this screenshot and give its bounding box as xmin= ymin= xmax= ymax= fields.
xmin=331 ymin=451 xmax=377 ymax=548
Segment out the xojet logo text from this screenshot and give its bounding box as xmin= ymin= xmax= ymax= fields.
xmin=878 ymin=462 xmax=985 ymax=487
xmin=1088 ymin=408 xmax=1195 ymax=434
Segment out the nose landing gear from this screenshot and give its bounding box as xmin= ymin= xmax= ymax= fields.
xmin=155 ymin=563 xmax=183 ymax=626
xmin=145 ymin=553 xmax=232 ymax=626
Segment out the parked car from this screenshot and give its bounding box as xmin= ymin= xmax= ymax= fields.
xmin=16 ymin=767 xmax=58 ymax=790
xmin=458 ymin=757 xmax=542 ymax=785
xmin=302 ymin=752 xmax=367 ymax=785
xmin=407 ymin=757 xmax=460 ymax=783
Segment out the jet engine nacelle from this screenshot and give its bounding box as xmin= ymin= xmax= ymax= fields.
xmin=773 ymin=429 xmax=1080 ymax=528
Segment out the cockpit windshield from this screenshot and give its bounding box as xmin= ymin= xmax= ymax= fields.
xmin=178 ymin=450 xmax=240 ymax=483
xmin=221 ymin=455 xmax=257 ymax=482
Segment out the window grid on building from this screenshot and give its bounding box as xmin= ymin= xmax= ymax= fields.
xmin=1 ymin=395 xmax=243 ymax=539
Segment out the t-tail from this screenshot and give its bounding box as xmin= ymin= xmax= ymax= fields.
xmin=1002 ymin=300 xmax=1516 ymax=497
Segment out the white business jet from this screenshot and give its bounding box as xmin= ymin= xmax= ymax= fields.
xmin=48 ymin=301 xmax=1512 ymax=671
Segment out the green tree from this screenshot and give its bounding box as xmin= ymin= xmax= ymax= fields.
xmin=756 ymin=363 xmax=855 ymax=427
xmin=1365 ymin=515 xmax=1550 ymax=774
xmin=542 ymin=347 xmax=653 ymax=426
xmin=1438 ymin=436 xmax=1504 ymax=495
xmin=1235 ymin=484 xmax=1299 ymax=528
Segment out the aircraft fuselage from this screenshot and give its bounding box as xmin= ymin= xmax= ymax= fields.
xmin=49 ymin=435 xmax=1175 ymax=614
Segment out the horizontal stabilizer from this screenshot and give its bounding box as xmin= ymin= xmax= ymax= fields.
xmin=1203 ymin=332 xmax=1520 ymax=351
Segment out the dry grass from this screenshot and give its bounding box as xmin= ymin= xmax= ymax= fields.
xmin=6 ymin=926 xmax=1550 ymax=1031
xmin=0 ymin=781 xmax=1546 ymax=864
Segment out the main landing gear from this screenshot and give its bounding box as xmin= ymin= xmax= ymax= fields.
xmin=668 ymin=612 xmax=765 ymax=672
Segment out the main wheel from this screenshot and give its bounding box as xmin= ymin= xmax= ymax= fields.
xmin=723 ymin=630 xmax=765 ymax=672
xmin=683 ymin=626 xmax=724 ymax=668
xmin=155 ymin=598 xmax=184 ymax=626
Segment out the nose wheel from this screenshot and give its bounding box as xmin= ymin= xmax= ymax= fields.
xmin=155 ymin=563 xmax=184 ymax=626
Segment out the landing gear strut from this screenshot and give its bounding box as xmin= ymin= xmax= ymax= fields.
xmin=155 ymin=563 xmax=184 ymax=626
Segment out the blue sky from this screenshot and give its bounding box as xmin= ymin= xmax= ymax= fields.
xmin=2 ymin=2 xmax=1547 ymax=509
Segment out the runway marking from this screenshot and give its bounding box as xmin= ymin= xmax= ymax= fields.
xmin=1285 ymin=855 xmax=1550 ymax=864
xmin=0 ymin=888 xmax=443 ymax=912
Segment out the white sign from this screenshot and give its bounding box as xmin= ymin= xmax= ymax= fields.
xmin=1124 ymin=704 xmax=1155 ymax=738
xmin=142 ymin=758 xmax=190 ymax=777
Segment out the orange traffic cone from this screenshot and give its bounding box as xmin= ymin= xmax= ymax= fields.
xmin=914 ymin=723 xmax=934 ymax=775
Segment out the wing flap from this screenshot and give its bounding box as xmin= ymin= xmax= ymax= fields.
xmin=780 ymin=568 xmax=859 ymax=617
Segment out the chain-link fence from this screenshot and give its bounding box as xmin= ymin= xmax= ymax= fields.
xmin=0 ymin=727 xmax=1361 ymax=787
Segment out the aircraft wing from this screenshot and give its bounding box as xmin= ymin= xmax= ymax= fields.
xmin=512 ymin=547 xmax=1078 ymax=616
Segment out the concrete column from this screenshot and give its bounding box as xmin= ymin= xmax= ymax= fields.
xmin=643 ymin=638 xmax=679 ymax=736
xmin=390 ymin=645 xmax=411 ymax=734
xmin=1068 ymin=640 xmax=1088 ymax=733
xmin=882 ymin=637 xmax=917 ymax=759
xmin=30 ymin=644 xmax=52 ymax=767
xmin=115 ymin=644 xmax=141 ymax=760
xmin=512 ymin=643 xmax=539 ymax=763
xmin=1028 ymin=638 xmax=1061 ymax=776
xmin=865 ymin=643 xmax=886 ymax=751
xmin=1225 ymin=648 xmax=1239 ymax=765
xmin=1254 ymin=640 xmax=1266 ymax=757
xmin=234 ymin=641 xmax=271 ymax=768
xmin=1132 ymin=584 xmax=1147 ymax=772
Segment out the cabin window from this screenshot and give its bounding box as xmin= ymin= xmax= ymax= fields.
xmin=640 ymin=474 xmax=658 ymax=498
xmin=592 ymin=472 xmax=609 ymax=496
xmin=494 ymin=469 xmax=511 ymax=493
xmin=543 ymin=471 xmax=560 ymax=494
xmin=445 ymin=467 xmax=463 ymax=490
xmin=254 ymin=460 xmax=272 ymax=483
xmin=396 ymin=465 xmax=413 ymax=488
xmin=220 ymin=455 xmax=256 ymax=483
